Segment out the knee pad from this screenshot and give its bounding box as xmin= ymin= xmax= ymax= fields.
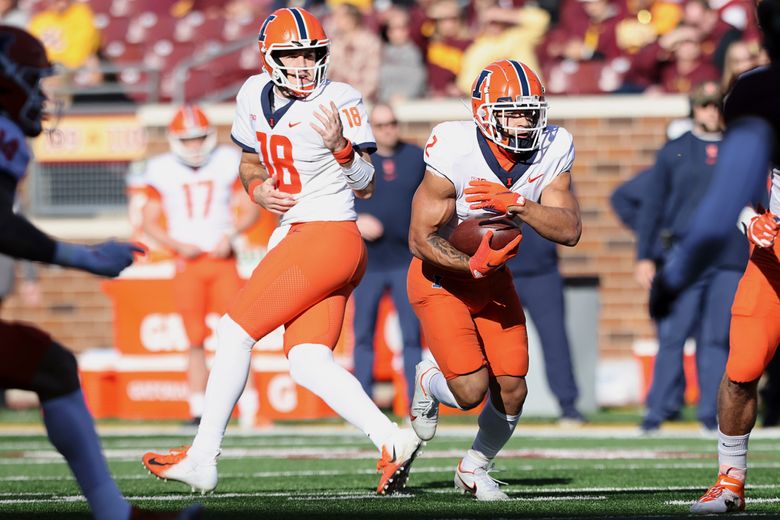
xmin=34 ymin=342 xmax=80 ymax=402
xmin=288 ymin=343 xmax=332 ymax=389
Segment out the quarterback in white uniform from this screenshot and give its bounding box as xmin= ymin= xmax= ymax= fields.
xmin=407 ymin=59 xmax=582 ymax=501
xmin=142 ymin=7 xmax=422 ymax=497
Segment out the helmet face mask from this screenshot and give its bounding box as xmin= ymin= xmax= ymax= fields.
xmin=258 ymin=8 xmax=330 ymax=98
xmin=471 ymin=60 xmax=548 ymax=154
xmin=265 ymin=43 xmax=329 ymax=97
xmin=0 ymin=26 xmax=55 ymax=137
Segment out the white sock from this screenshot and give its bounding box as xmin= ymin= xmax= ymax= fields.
xmin=718 ymin=429 xmax=749 ymax=480
xmin=288 ymin=343 xmax=395 ymax=450
xmin=188 ymin=392 xmax=205 ymax=418
xmin=189 ymin=315 xmax=255 ymax=462
xmin=471 ymin=397 xmax=521 ymax=460
xmin=238 ymin=388 xmax=259 ymax=429
xmin=460 ymin=448 xmax=491 ymax=472
xmin=425 ymin=369 xmax=463 ymax=410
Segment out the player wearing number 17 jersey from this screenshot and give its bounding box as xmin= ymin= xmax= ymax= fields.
xmin=142 ymin=7 xmax=421 ymax=495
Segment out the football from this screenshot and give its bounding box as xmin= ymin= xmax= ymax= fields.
xmin=448 ymin=215 xmax=522 ymax=256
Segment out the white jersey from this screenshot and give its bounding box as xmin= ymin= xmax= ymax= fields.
xmin=139 ymin=146 xmax=242 ymax=252
xmin=0 ymin=114 xmax=30 ymax=182
xmin=423 ymin=121 xmax=575 ymax=237
xmin=231 ymin=73 xmax=375 ymax=226
xmin=771 ymin=168 xmax=780 ymax=216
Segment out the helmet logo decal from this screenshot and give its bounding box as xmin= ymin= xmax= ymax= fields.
xmin=472 ymin=69 xmax=492 ymax=99
xmin=258 ymin=15 xmax=277 ymax=43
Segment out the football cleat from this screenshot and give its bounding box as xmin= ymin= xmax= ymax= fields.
xmin=690 ymin=473 xmax=745 ymax=513
xmin=376 ymin=427 xmax=422 ymax=495
xmin=409 ymin=359 xmax=440 ymax=441
xmin=129 ymin=504 xmax=204 ymax=520
xmin=454 ymin=461 xmax=509 ymax=501
xmin=142 ymin=446 xmax=218 ymax=494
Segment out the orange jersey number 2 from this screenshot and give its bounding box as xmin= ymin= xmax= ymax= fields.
xmin=256 ymin=131 xmax=302 ymax=194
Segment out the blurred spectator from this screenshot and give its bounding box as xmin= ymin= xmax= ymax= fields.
xmin=541 ymin=0 xmax=625 ymax=67
xmin=625 ymin=24 xmax=720 ymax=93
xmin=635 ymin=81 xmax=749 ymax=433
xmin=28 ymin=0 xmax=100 ymax=69
xmin=0 ymin=256 xmax=40 ymax=313
xmin=507 ymin=226 xmax=586 ymax=426
xmin=425 ymin=0 xmax=471 ymax=97
xmin=377 ymin=7 xmax=426 ymax=103
xmin=681 ymin=0 xmax=742 ymax=71
xmin=0 ymin=0 xmax=27 ymax=27
xmin=614 ymin=0 xmax=682 ymax=55
xmin=456 ymin=3 xmax=549 ymax=94
xmin=352 ymin=104 xmax=424 ymax=406
xmin=710 ymin=0 xmax=761 ymax=45
xmin=327 ymin=2 xmax=382 ymax=101
xmin=720 ymin=39 xmax=760 ymax=91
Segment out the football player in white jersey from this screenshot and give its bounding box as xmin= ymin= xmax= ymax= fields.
xmin=138 ymin=105 xmax=260 ymax=427
xmin=407 ymin=59 xmax=582 ymax=500
xmin=0 ymin=25 xmax=200 ymax=520
xmin=142 ymin=7 xmax=422 ymax=496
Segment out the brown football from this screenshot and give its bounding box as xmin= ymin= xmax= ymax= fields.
xmin=448 ymin=215 xmax=522 ymax=256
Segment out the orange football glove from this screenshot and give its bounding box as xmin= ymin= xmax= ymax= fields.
xmin=464 ymin=179 xmax=526 ymax=214
xmin=746 ymin=211 xmax=780 ymax=248
xmin=468 ymin=230 xmax=523 ymax=279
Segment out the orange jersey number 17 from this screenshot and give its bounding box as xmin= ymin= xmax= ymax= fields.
xmin=256 ymin=131 xmax=302 ymax=194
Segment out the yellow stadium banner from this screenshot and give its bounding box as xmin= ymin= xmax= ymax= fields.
xmin=32 ymin=114 xmax=147 ymax=162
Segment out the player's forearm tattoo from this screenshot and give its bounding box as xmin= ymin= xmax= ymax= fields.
xmin=427 ymin=234 xmax=469 ymax=266
xmin=238 ymin=162 xmax=267 ymax=193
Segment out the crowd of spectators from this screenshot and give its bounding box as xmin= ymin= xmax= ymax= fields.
xmin=4 ymin=0 xmax=769 ymax=102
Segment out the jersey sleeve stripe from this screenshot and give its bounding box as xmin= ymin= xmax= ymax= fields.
xmin=231 ymin=134 xmax=256 ymax=153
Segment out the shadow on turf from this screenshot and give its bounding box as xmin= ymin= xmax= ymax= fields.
xmin=423 ymin=476 xmax=573 ymax=489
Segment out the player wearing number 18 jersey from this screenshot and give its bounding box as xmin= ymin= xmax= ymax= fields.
xmin=142 ymin=7 xmax=421 ymax=496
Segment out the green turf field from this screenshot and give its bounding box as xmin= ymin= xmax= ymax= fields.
xmin=1 ymin=413 xmax=779 ymax=519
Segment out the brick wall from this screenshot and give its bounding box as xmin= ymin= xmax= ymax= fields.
xmin=4 ymin=107 xmax=679 ymax=357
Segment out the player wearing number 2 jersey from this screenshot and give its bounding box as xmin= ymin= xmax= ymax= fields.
xmin=138 ymin=105 xmax=260 ymax=426
xmin=142 ymin=7 xmax=422 ymax=496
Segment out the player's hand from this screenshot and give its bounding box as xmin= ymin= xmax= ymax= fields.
xmin=356 ymin=214 xmax=384 ymax=241
xmin=176 ymin=242 xmax=203 ymax=260
xmin=468 ymin=230 xmax=523 ymax=279
xmin=311 ymin=101 xmax=348 ymax=154
xmin=746 ymin=211 xmax=780 ymax=248
xmin=54 ymin=240 xmax=146 ymax=277
xmin=211 ymin=235 xmax=233 ymax=259
xmin=252 ymin=176 xmax=297 ymax=214
xmin=464 ymin=180 xmax=526 ymax=214
xmin=634 ymin=259 xmax=656 ymax=290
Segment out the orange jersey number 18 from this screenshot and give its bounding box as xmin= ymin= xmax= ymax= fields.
xmin=256 ymin=131 xmax=302 ymax=194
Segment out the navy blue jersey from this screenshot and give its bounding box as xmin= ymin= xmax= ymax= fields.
xmin=507 ymin=224 xmax=558 ymax=276
xmin=355 ymin=142 xmax=425 ymax=270
xmin=636 ymin=131 xmax=748 ymax=270
xmin=724 ymin=65 xmax=780 ymax=167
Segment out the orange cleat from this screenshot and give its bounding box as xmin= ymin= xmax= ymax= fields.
xmin=376 ymin=428 xmax=422 ymax=495
xmin=142 ymin=446 xmax=218 ymax=494
xmin=690 ymin=473 xmax=745 ymax=514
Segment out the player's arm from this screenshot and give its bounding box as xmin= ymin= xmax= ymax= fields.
xmin=140 ymin=195 xmax=201 ymax=258
xmin=408 ymin=170 xmax=469 ymax=272
xmin=0 ymin=175 xmax=142 ymax=277
xmin=312 ymin=101 xmax=375 ymax=199
xmin=660 ymin=116 xmax=775 ymax=293
xmin=239 ymin=151 xmax=296 ymax=214
xmin=514 ymin=172 xmax=581 ymax=246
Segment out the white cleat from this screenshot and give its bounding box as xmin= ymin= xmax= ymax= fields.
xmin=409 ymin=359 xmax=440 ymax=441
xmin=690 ymin=474 xmax=745 ymax=513
xmin=376 ymin=427 xmax=423 ymax=495
xmin=454 ymin=461 xmax=509 ymax=501
xmin=142 ymin=446 xmax=218 ymax=494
